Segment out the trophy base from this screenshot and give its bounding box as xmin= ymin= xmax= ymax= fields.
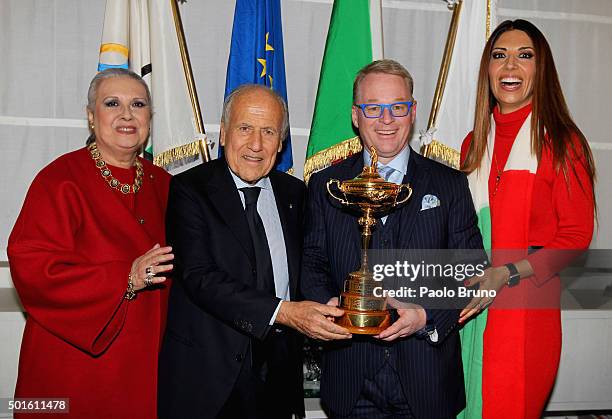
xmin=336 ymin=309 xmax=391 ymax=335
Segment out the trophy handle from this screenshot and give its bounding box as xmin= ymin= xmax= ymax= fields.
xmin=327 ymin=179 xmax=350 ymax=205
xmin=395 ymin=184 xmax=413 ymax=205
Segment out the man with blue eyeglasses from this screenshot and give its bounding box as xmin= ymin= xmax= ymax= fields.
xmin=301 ymin=59 xmax=483 ymax=418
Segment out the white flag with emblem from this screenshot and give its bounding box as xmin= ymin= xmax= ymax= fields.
xmin=98 ymin=0 xmax=206 ymax=172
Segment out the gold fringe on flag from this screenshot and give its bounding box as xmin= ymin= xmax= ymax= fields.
xmin=423 ymin=139 xmax=460 ymax=169
xmin=303 ymin=136 xmax=362 ymax=183
xmin=153 ymin=139 xmax=205 ymax=169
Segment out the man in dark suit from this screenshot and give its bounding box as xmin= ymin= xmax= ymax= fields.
xmin=158 ymin=85 xmax=351 ymax=419
xmin=301 ymin=59 xmax=484 ymax=418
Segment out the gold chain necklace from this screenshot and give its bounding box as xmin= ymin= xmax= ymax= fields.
xmin=87 ymin=142 xmax=143 ymax=194
xmin=492 ymin=152 xmax=503 ymax=197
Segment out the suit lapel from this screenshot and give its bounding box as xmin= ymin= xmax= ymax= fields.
xmin=346 ymin=153 xmax=366 ymax=181
xmin=339 ymin=154 xmax=367 ymax=256
xmin=337 ymin=151 xmax=430 ymax=250
xmin=392 ymin=150 xmax=431 ymax=246
xmin=204 ymin=160 xmax=256 ymax=265
xmin=270 ymin=173 xmax=300 ymax=299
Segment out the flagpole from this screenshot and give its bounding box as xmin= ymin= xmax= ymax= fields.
xmin=422 ymin=0 xmax=463 ymax=158
xmin=369 ymin=0 xmax=384 ymax=60
xmin=170 ymin=0 xmax=210 ymax=162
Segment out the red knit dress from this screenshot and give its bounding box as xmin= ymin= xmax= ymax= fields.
xmin=461 ymin=103 xmax=594 ymax=418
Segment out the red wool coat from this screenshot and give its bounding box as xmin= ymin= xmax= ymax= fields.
xmin=8 ymin=147 xmax=171 ymax=418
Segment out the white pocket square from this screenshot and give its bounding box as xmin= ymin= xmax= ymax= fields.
xmin=420 ymin=194 xmax=440 ymax=211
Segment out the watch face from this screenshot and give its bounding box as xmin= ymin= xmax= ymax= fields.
xmin=507 ymin=274 xmax=521 ymax=287
xmin=505 ymin=263 xmax=520 ymax=287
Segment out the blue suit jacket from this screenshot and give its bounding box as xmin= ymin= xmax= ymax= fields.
xmin=301 ymin=148 xmax=484 ymax=418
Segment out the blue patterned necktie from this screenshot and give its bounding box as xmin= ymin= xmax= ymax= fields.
xmin=377 ymin=164 xmax=398 ymax=225
xmin=377 ymin=164 xmax=397 ymax=182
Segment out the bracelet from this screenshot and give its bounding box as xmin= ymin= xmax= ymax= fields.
xmin=125 ymin=274 xmax=137 ymax=300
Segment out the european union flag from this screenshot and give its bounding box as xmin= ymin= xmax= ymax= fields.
xmin=222 ymin=0 xmax=293 ymax=173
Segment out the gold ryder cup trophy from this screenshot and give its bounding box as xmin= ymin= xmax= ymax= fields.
xmin=327 ymin=146 xmax=412 ymax=334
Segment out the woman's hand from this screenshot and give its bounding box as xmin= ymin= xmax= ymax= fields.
xmin=459 ymin=266 xmax=509 ymax=323
xmin=129 ymin=244 xmax=174 ymax=291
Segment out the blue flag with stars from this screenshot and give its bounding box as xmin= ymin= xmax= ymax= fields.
xmin=222 ymin=0 xmax=293 ymax=173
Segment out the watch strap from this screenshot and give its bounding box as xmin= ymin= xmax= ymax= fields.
xmin=505 ymin=263 xmax=521 ymax=287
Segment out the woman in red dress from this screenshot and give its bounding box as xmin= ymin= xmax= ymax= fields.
xmin=459 ymin=20 xmax=596 ymax=418
xmin=8 ymin=68 xmax=173 ymax=418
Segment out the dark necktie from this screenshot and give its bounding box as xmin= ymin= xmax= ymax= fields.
xmin=240 ymin=187 xmax=275 ymax=295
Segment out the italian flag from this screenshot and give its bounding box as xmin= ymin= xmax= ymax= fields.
xmin=461 ymin=113 xmax=537 ymax=419
xmin=303 ymin=0 xmax=383 ymax=182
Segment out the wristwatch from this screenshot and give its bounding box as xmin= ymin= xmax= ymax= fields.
xmin=504 ymin=263 xmax=521 ymax=287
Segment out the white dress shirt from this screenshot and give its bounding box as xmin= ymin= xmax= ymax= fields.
xmin=230 ymin=170 xmax=289 ymax=325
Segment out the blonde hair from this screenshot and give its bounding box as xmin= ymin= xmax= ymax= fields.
xmin=353 ymin=59 xmax=414 ymax=103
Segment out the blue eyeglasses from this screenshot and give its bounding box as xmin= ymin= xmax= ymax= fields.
xmin=355 ymin=101 xmax=415 ymax=118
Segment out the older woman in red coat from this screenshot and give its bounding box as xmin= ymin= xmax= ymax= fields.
xmin=8 ymin=68 xmax=173 ymax=418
